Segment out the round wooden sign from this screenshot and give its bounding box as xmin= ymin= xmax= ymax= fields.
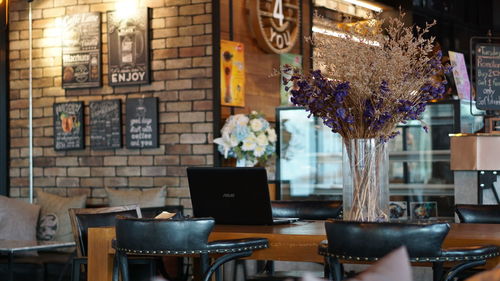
xmin=248 ymin=0 xmax=300 ymax=54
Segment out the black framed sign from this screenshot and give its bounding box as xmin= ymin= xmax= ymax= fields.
xmin=126 ymin=98 xmax=158 ymax=149
xmin=62 ymin=12 xmax=101 ymax=88
xmin=475 ymin=44 xmax=500 ymax=110
xmin=53 ymin=102 xmax=84 ymax=150
xmin=107 ymin=8 xmax=150 ymax=86
xmin=90 ymin=99 xmax=122 ymax=149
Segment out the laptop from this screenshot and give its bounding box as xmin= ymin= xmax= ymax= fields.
xmin=187 ymin=167 xmax=299 ymax=225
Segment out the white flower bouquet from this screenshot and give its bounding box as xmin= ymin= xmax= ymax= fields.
xmin=214 ymin=111 xmax=277 ymax=166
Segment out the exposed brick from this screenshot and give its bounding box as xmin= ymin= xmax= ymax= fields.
xmin=44 ymin=167 xmax=66 ymax=176
xmin=141 ymin=166 xmax=167 ymax=176
xmin=166 ymin=36 xmax=192 ymax=48
xmin=91 ymin=167 xmax=116 ymax=177
xmin=179 ymin=112 xmax=205 ymax=122
xmin=104 ymin=177 xmax=128 ymax=187
xmin=56 ymin=157 xmax=79 ymax=166
xmin=129 ymin=177 xmax=154 ymax=187
xmin=154 ymin=177 xmax=179 ymax=187
xmin=179 ymin=46 xmax=205 ymax=57
xmin=68 ymin=167 xmax=91 ymax=177
xmin=81 ymin=178 xmax=104 ymax=187
xmin=116 ymin=167 xmax=141 ymax=176
xmin=180 ymin=133 xmax=206 ymax=144
xmin=56 ymin=177 xmax=79 ymax=187
xmin=179 ymin=4 xmax=204 ymax=15
xmin=180 ymin=155 xmax=205 ymax=165
xmin=104 ymin=156 xmax=127 ymax=166
xmin=128 ymin=156 xmax=153 ymax=165
xmin=166 ymin=79 xmax=192 ymax=90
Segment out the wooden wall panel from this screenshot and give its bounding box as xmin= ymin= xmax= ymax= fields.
xmin=219 ymin=0 xmax=311 ymax=122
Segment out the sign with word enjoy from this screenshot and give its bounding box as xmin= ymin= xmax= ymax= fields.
xmin=248 ymin=0 xmax=300 ymax=54
xmin=90 ymin=99 xmax=122 ymax=149
xmin=475 ymin=44 xmax=500 ymax=110
xmin=125 ymin=98 xmax=158 ymax=149
xmin=53 ymin=102 xmax=84 ymax=150
xmin=107 ymin=8 xmax=150 ymax=86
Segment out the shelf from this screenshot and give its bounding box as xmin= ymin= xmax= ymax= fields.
xmin=389 ymin=150 xmax=450 ymax=161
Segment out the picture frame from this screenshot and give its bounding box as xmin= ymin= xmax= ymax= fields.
xmin=125 ymin=97 xmax=158 ymax=149
xmin=53 ymin=102 xmax=85 ymax=150
xmin=90 ymin=99 xmax=122 ymax=149
xmin=485 ymin=117 xmax=500 ymax=134
xmin=410 ymin=202 xmax=438 ymax=220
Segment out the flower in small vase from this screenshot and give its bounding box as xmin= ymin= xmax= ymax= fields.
xmin=214 ymin=111 xmax=277 ymax=166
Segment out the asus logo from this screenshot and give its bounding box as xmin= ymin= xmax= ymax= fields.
xmin=222 ymin=193 xmax=235 ymax=198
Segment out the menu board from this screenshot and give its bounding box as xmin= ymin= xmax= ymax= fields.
xmin=126 ymin=98 xmax=158 ymax=149
xmin=53 ymin=102 xmax=84 ymax=150
xmin=107 ymin=8 xmax=150 ymax=86
xmin=90 ymin=100 xmax=122 ymax=149
xmin=475 ymin=44 xmax=500 ymax=110
xmin=61 ymin=13 xmax=101 ymax=88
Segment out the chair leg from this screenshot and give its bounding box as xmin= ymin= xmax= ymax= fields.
xmin=116 ymin=251 xmax=130 ymax=281
xmin=432 ymin=262 xmax=444 ymax=281
xmin=442 ymin=260 xmax=486 ymax=281
xmin=325 ymin=256 xmax=342 ymax=281
xmin=202 ymin=250 xmax=253 ymax=281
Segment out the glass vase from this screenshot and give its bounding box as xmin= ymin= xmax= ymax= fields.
xmin=236 ymin=158 xmax=256 ymax=167
xmin=342 ymin=138 xmax=389 ymax=222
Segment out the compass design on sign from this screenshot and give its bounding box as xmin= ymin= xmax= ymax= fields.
xmin=249 ymin=0 xmax=300 ymax=54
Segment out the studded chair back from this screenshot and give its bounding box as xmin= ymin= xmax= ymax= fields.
xmin=115 ymin=217 xmax=214 ymax=253
xmin=324 ymin=220 xmax=449 ymax=260
xmin=319 ymin=220 xmax=500 ymax=281
xmin=271 ymin=200 xmax=342 ymax=220
xmin=455 ymin=204 xmax=500 ymax=223
xmin=69 ymin=205 xmax=141 ymax=257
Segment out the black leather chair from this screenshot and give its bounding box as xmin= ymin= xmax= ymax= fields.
xmin=113 ymin=216 xmax=269 ymax=281
xmin=241 ymin=200 xmax=342 ymax=281
xmin=455 ymin=204 xmax=500 ymax=223
xmin=319 ymin=220 xmax=500 ymax=281
xmin=68 ymin=205 xmax=156 ymax=281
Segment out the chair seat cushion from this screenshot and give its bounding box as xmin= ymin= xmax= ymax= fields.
xmin=441 ymin=245 xmax=500 ymax=261
xmin=207 ymin=238 xmax=269 ymax=253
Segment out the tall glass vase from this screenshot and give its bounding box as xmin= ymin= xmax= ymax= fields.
xmin=342 ymin=138 xmax=389 ymax=222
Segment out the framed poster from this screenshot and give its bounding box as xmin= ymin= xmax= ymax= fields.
xmin=280 ymin=53 xmax=302 ymax=105
xmin=90 ymin=100 xmax=122 ymax=149
xmin=410 ymin=202 xmax=438 ymax=220
xmin=126 ymin=98 xmax=158 ymax=149
xmin=61 ymin=12 xmax=101 ymax=88
xmin=448 ymin=51 xmax=471 ymax=100
xmin=475 ymin=44 xmax=500 ymax=110
xmin=220 ymin=40 xmax=245 ymax=107
xmin=53 ymin=102 xmax=84 ymax=150
xmin=107 ymin=8 xmax=150 ymax=86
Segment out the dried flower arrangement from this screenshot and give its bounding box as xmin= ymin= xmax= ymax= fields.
xmin=285 ymin=13 xmax=449 ymax=141
xmin=284 ymin=12 xmax=450 ymax=221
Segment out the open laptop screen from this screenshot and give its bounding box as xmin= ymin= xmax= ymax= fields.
xmin=187 ymin=167 xmax=275 ymax=225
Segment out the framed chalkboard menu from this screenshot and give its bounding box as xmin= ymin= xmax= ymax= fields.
xmin=475 ymin=44 xmax=500 ymax=110
xmin=126 ymin=98 xmax=158 ymax=148
xmin=90 ymin=100 xmax=122 ymax=149
xmin=107 ymin=8 xmax=150 ymax=86
xmin=61 ymin=13 xmax=101 ymax=89
xmin=53 ymin=102 xmax=84 ymax=150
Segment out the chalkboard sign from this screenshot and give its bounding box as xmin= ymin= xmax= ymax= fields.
xmin=61 ymin=13 xmax=101 ymax=89
xmin=126 ymin=98 xmax=158 ymax=149
xmin=107 ymin=8 xmax=150 ymax=86
xmin=53 ymin=102 xmax=84 ymax=150
xmin=475 ymin=44 xmax=500 ymax=110
xmin=90 ymin=100 xmax=122 ymax=149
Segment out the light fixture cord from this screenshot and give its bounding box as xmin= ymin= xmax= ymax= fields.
xmin=28 ymin=1 xmax=33 ymax=204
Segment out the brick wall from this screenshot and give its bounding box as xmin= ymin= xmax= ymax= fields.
xmin=8 ymin=0 xmax=214 ymax=210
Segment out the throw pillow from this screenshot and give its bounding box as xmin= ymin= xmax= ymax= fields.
xmin=105 ymin=186 xmax=166 ymax=208
xmin=36 ymin=190 xmax=87 ymax=242
xmin=0 ymin=196 xmax=40 ymax=241
xmin=37 ymin=213 xmax=58 ymax=241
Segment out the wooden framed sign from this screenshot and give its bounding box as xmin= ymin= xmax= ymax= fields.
xmin=61 ymin=13 xmax=101 ymax=88
xmin=475 ymin=44 xmax=500 ymax=110
xmin=107 ymin=8 xmax=150 ymax=86
xmin=248 ymin=0 xmax=300 ymax=54
xmin=126 ymin=97 xmax=158 ymax=149
xmin=53 ymin=102 xmax=84 ymax=151
xmin=90 ymin=100 xmax=122 ymax=149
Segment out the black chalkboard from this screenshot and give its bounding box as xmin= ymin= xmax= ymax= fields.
xmin=126 ymin=98 xmax=158 ymax=149
xmin=53 ymin=102 xmax=84 ymax=150
xmin=475 ymin=44 xmax=500 ymax=110
xmin=61 ymin=13 xmax=101 ymax=89
xmin=90 ymin=100 xmax=122 ymax=149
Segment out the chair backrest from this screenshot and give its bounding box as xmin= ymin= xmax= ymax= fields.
xmin=271 ymin=200 xmax=342 ymax=220
xmin=115 ymin=217 xmax=214 ymax=252
xmin=455 ymin=204 xmax=500 ymax=223
xmin=324 ymin=220 xmax=450 ymax=259
xmin=69 ymin=205 xmax=141 ymax=257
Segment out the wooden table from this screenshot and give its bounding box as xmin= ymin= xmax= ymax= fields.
xmin=87 ymin=221 xmax=500 ymax=281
